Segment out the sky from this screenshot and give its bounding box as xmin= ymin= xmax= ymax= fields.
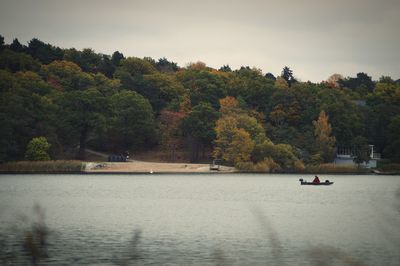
xmin=0 ymin=0 xmax=399 ymax=82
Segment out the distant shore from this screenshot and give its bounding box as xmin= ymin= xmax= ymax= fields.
xmin=85 ymin=161 xmax=236 ymax=174
xmin=0 ymin=160 xmax=236 ymax=174
xmin=1 ymin=160 xmax=393 ymax=175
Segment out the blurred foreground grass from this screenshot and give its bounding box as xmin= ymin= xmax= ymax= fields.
xmin=0 ymin=206 xmax=375 ymax=266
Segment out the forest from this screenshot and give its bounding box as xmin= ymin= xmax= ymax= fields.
xmin=1 ymin=35 xmax=399 ymax=171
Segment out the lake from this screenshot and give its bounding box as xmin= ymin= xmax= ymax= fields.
xmin=0 ymin=174 xmax=399 ymax=265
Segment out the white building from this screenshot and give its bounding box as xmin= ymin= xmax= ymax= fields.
xmin=334 ymin=145 xmax=380 ymax=168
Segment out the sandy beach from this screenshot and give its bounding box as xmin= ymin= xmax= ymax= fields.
xmin=85 ymin=161 xmax=235 ymax=173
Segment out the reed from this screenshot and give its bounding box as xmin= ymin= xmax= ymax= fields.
xmin=377 ymin=163 xmax=400 ymax=173
xmin=304 ymin=163 xmax=369 ymax=174
xmin=0 ymin=160 xmax=84 ymax=173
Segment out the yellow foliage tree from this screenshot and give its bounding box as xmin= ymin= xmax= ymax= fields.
xmin=224 ymin=128 xmax=255 ymax=165
xmin=219 ymin=96 xmax=242 ymax=116
xmin=274 ymin=76 xmax=289 ymax=89
xmin=213 ymin=116 xmax=238 ymax=159
xmin=313 ymin=110 xmax=336 ymax=162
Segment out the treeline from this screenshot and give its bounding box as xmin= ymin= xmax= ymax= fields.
xmin=0 ymin=36 xmax=399 ymax=169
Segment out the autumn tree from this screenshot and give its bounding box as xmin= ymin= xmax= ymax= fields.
xmin=213 ymin=116 xmax=239 ymax=161
xmin=325 ymin=73 xmax=344 ymax=88
xmin=219 ymin=96 xmax=242 ymax=116
xmin=313 ymin=110 xmax=336 ymax=162
xmin=223 ymin=128 xmax=255 ymax=165
xmin=42 ymin=60 xmax=94 ymax=91
xmin=274 ymin=76 xmax=289 ymax=90
xmin=214 ymin=97 xmax=266 ymax=166
xmin=159 ymin=109 xmax=186 ymax=161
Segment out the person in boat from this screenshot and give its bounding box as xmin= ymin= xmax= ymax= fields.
xmin=312 ymin=175 xmax=320 ymax=184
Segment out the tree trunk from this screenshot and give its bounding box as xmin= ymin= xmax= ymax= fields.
xmin=78 ymin=125 xmax=88 ymax=160
xmin=188 ymin=137 xmax=198 ymax=163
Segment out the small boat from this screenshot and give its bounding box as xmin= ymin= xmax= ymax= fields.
xmin=299 ymin=178 xmax=333 ymax=185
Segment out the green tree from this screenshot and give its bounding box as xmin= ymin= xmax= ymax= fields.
xmin=366 ymin=81 xmax=400 ymax=155
xmin=10 ymin=38 xmax=25 ymax=53
xmin=156 ymin=57 xmax=179 ymax=73
xmin=58 ymin=88 xmax=107 ymax=159
xmin=265 ymin=72 xmax=276 ymax=80
xmin=352 ymin=136 xmax=370 ymax=167
xmin=229 ymin=67 xmax=275 ymax=113
xmin=120 ymin=57 xmax=157 ymax=76
xmin=27 ymin=38 xmax=64 ymax=64
xmin=218 ymin=65 xmax=232 ymax=72
xmin=108 ymin=91 xmax=156 ymax=151
xmin=141 ymin=73 xmax=186 ymax=114
xmin=25 ymin=137 xmax=51 ymax=161
xmin=339 ymin=72 xmax=375 ymax=95
xmin=318 ymin=88 xmax=364 ymax=147
xmin=111 ymin=51 xmax=124 ymax=66
xmin=91 ymin=73 xmax=121 ymax=96
xmin=0 ymin=70 xmax=59 ymax=162
xmin=177 ymin=67 xmax=227 ymax=109
xmin=384 ymin=115 xmax=400 ymax=160
xmin=0 ymin=49 xmax=41 ymax=72
xmin=0 ymin=35 xmax=5 ymax=51
xmin=182 ymin=102 xmax=219 ymax=161
xmin=42 ymin=60 xmax=94 ymax=91
xmin=252 ymin=140 xmax=301 ymax=170
xmin=281 ymin=66 xmax=297 ymax=87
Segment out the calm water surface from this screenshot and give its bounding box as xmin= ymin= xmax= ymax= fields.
xmin=0 ymin=174 xmax=399 ymax=265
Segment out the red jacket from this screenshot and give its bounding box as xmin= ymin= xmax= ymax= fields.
xmin=313 ymin=176 xmax=320 ymax=184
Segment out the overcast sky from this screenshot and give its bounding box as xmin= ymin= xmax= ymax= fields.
xmin=1 ymin=0 xmax=399 ymax=81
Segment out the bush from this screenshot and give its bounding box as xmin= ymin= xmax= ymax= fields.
xmin=293 ymin=160 xmax=306 ymax=171
xmin=235 ymin=161 xmax=255 ymax=172
xmin=25 ymin=137 xmax=51 ymax=161
xmin=309 ymin=153 xmax=323 ymax=165
xmin=235 ymin=157 xmax=280 ymax=173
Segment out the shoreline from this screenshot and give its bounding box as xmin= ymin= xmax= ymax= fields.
xmin=0 ymin=160 xmax=397 ymax=175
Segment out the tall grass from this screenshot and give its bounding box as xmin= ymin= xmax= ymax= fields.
xmin=235 ymin=161 xmax=368 ymax=174
xmin=377 ymin=163 xmax=400 ymax=173
xmin=0 ymin=160 xmax=84 ymax=173
xmin=304 ymin=163 xmax=370 ymax=174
